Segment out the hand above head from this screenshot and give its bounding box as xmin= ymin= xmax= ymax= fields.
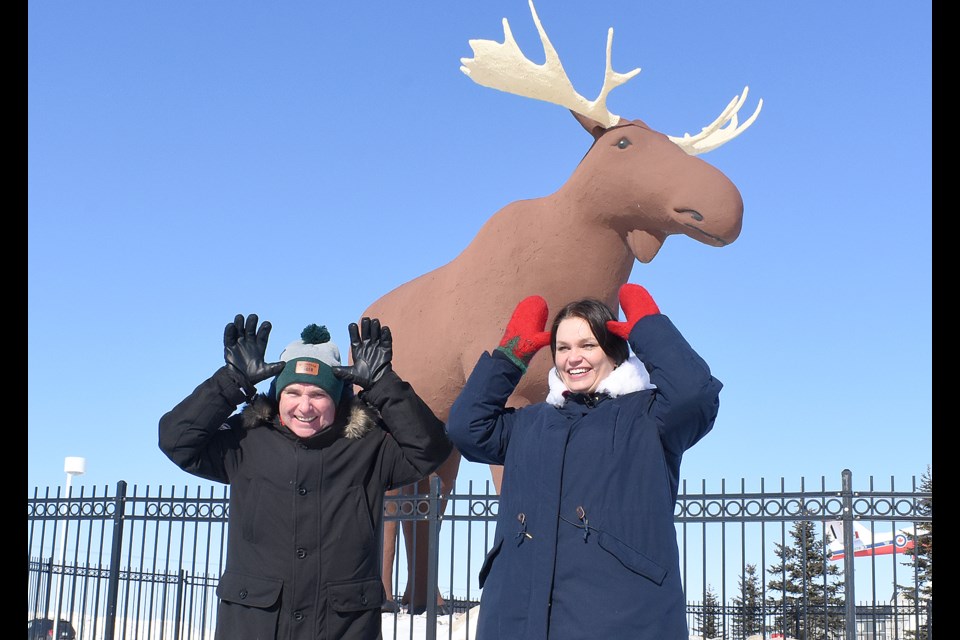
xmin=496 ymin=295 xmax=551 ymax=373
xmin=331 ymin=317 xmax=393 ymax=389
xmin=606 ymin=283 xmax=661 ymax=339
xmin=223 ymin=314 xmax=286 ymax=387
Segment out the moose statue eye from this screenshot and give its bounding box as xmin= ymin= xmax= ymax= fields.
xmin=616 ymin=137 xmax=632 ymax=150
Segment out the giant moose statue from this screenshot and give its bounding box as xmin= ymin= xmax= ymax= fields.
xmin=366 ymin=0 xmax=762 ymax=612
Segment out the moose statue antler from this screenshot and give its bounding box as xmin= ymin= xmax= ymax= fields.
xmin=461 ymin=0 xmax=761 ymax=152
xmin=366 ymin=0 xmax=761 ymax=612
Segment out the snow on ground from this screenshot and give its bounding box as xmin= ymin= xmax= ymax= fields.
xmin=382 ymin=607 xmax=795 ymax=640
xmin=381 ymin=605 xmax=479 ymax=640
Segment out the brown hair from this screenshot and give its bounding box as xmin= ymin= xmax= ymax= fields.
xmin=549 ymin=298 xmax=629 ymax=365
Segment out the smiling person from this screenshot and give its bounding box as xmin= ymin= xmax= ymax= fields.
xmin=158 ymin=314 xmax=451 ymax=640
xmin=445 ymin=283 xmax=722 ymax=640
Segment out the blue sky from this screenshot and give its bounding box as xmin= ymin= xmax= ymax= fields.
xmin=28 ymin=1 xmax=931 ymax=501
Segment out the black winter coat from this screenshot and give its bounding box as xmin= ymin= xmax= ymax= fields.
xmin=158 ymin=365 xmax=452 ymax=640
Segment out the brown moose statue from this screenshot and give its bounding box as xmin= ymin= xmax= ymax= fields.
xmin=365 ymin=0 xmax=762 ymax=613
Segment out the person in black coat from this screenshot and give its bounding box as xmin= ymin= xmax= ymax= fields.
xmin=159 ymin=314 xmax=452 ymax=640
xmin=446 ymin=283 xmax=722 ymax=640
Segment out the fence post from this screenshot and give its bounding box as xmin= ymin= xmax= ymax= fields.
xmin=174 ymin=569 xmax=186 ymax=640
xmin=104 ymin=480 xmax=127 ymax=640
xmin=840 ymin=468 xmax=856 ymax=640
xmin=424 ymin=475 xmax=442 ymax=640
xmin=43 ymin=556 xmax=53 ymax=621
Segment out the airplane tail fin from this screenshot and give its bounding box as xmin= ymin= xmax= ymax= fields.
xmin=825 ymin=520 xmax=845 ymax=560
xmin=824 ymin=520 xmax=868 ymax=561
xmin=825 ymin=520 xmax=843 ymax=544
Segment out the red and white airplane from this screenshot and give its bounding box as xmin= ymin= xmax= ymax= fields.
xmin=824 ymin=520 xmax=917 ymax=561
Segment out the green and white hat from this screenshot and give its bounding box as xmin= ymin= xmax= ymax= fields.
xmin=274 ymin=324 xmax=343 ymax=401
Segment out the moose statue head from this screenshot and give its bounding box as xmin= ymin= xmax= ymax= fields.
xmin=368 ymin=0 xmax=761 ymax=611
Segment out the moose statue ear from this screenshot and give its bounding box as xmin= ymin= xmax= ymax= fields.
xmin=571 ymin=110 xmax=610 ymax=139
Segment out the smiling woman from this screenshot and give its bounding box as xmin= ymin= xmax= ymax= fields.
xmin=551 ymin=300 xmax=627 ymax=395
xmin=445 ymin=283 xmax=721 ymax=640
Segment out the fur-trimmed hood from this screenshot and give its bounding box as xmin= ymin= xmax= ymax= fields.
xmin=545 ymin=355 xmax=657 ymax=407
xmin=239 ymin=392 xmax=379 ymax=440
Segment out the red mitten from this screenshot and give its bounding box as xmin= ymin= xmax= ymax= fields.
xmin=606 ymin=283 xmax=661 ymax=339
xmin=496 ymin=295 xmax=551 ymax=373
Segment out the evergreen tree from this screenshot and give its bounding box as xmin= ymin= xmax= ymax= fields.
xmin=696 ymin=584 xmax=723 ymax=639
xmin=732 ymin=563 xmax=765 ymax=639
xmin=766 ymin=520 xmax=844 ymax=640
xmin=898 ymin=464 xmax=932 ymax=640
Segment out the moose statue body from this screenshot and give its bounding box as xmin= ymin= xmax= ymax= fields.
xmin=367 ymin=0 xmax=762 ymax=612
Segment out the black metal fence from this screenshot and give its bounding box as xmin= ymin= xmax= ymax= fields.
xmin=27 ymin=469 xmax=931 ymax=640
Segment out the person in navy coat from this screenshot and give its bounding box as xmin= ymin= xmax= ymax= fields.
xmin=446 ymin=283 xmax=722 ymax=639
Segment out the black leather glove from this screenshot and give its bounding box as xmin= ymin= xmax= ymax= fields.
xmin=223 ymin=314 xmax=286 ymax=394
xmin=331 ymin=317 xmax=393 ymax=389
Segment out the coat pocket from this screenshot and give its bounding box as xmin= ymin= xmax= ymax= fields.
xmin=478 ymin=538 xmax=503 ymax=588
xmin=325 ymin=578 xmax=383 ymax=640
xmin=217 ymin=569 xmax=283 ymax=607
xmin=215 ymin=570 xmax=282 ymax=638
xmin=597 ymin=532 xmax=668 ymax=585
xmin=327 ymin=577 xmax=383 ymax=613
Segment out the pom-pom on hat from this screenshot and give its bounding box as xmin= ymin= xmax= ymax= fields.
xmin=274 ymin=324 xmax=344 ymax=401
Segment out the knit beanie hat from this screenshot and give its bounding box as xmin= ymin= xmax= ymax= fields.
xmin=273 ymin=324 xmax=344 ymax=401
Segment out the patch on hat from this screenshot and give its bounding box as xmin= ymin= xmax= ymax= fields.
xmin=295 ymin=361 xmax=320 ymax=376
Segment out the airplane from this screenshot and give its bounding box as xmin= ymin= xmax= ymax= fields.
xmin=824 ymin=520 xmax=917 ymax=561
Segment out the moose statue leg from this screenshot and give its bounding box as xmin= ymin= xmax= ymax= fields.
xmin=382 ymin=448 xmax=462 ymax=613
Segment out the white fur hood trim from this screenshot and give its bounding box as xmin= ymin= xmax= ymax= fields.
xmin=545 ymin=355 xmax=656 ymax=408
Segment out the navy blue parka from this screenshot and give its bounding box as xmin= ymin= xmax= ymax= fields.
xmin=446 ymin=313 xmax=721 ymax=640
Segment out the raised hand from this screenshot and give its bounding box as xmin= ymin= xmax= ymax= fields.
xmin=496 ymin=295 xmax=551 ymax=373
xmin=606 ymin=283 xmax=661 ymax=339
xmin=223 ymin=314 xmax=286 ymax=387
xmin=331 ymin=317 xmax=393 ymax=389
